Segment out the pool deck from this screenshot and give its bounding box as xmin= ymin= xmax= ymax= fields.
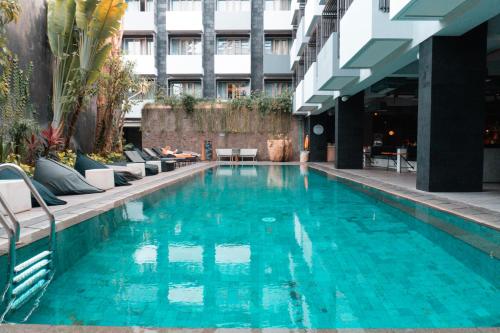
xmin=0 ymin=162 xmax=216 ymax=255
xmin=309 ymin=163 xmax=500 ymax=231
xmin=0 ymin=325 xmax=498 ymax=332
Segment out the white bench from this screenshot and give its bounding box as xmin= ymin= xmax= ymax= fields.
xmin=0 ymin=179 xmax=32 ymax=213
xmin=216 ymin=148 xmax=234 ymax=161
xmin=239 ymin=148 xmax=258 ymax=161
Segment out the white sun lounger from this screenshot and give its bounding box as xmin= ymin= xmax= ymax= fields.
xmin=239 ymin=149 xmax=258 ymax=161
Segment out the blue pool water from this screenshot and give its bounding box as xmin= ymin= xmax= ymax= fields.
xmin=5 ymin=165 xmax=500 ymax=328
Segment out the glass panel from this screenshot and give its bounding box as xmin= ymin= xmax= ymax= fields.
xmin=126 ymin=0 xmax=141 ymax=11
xmin=264 ymin=81 xmax=291 ymax=96
xmin=264 ymin=0 xmax=290 ymax=10
xmin=170 ymin=0 xmax=202 ymax=11
xmin=264 ymin=38 xmax=291 ymax=55
xmin=169 ymin=38 xmax=202 ymax=55
xmin=169 ymin=81 xmax=202 ymax=97
xmin=123 ymin=38 xmax=154 ymax=55
xmin=216 ymin=38 xmax=250 ymax=55
xmin=217 ymin=0 xmax=250 ymax=11
xmin=216 ymin=81 xmax=250 ymax=99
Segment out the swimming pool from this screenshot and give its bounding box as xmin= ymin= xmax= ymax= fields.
xmin=2 ymin=165 xmax=499 ymax=328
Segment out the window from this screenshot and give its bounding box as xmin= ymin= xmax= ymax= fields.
xmin=216 ymin=37 xmax=250 ymax=55
xmin=169 ymin=37 xmax=202 ymax=55
xmin=264 ymin=81 xmax=291 ymax=97
xmin=217 ymin=0 xmax=250 ymax=12
xmin=264 ymin=37 xmax=291 ymax=55
xmin=131 ymin=78 xmax=156 ymax=100
xmin=217 ymin=81 xmax=250 ymax=99
xmin=169 ymin=81 xmax=202 ymax=97
xmin=169 ymin=0 xmax=201 ymax=11
xmin=265 ymin=0 xmax=291 ymax=10
xmin=122 ymin=37 xmax=154 ymax=55
xmin=126 ymin=0 xmax=154 ymax=12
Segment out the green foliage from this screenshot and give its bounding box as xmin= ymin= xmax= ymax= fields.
xmin=0 ymin=0 xmax=20 ymax=66
xmin=55 ymin=149 xmax=76 ymax=167
xmin=0 ymin=56 xmax=37 ymax=153
xmin=95 ymin=55 xmax=141 ymax=153
xmin=181 ymin=93 xmax=196 ymax=114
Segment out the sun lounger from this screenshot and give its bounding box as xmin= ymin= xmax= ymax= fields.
xmin=123 ymin=151 xmax=159 ymax=176
xmin=135 ymin=149 xmax=176 ymax=172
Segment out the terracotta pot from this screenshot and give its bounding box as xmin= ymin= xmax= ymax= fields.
xmin=267 ymin=139 xmax=285 ymax=162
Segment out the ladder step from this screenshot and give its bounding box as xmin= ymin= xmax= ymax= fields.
xmin=12 ymin=269 xmax=49 ymax=296
xmin=13 ymin=259 xmax=50 ymax=284
xmin=10 ymin=279 xmax=47 ymax=310
xmin=14 ymin=251 xmax=51 ymax=273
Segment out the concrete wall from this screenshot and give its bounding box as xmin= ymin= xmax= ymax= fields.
xmin=6 ymin=0 xmax=51 ymax=127
xmin=142 ymin=105 xmax=301 ymax=160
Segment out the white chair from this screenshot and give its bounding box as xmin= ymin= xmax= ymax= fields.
xmin=85 ymin=169 xmax=115 ymax=190
xmin=239 ymin=148 xmax=258 ymax=161
xmin=216 ymin=148 xmax=234 ymax=161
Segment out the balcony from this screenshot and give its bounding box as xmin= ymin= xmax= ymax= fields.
xmin=293 ymin=80 xmax=319 ymax=114
xmin=127 ymin=100 xmax=153 ymax=119
xmin=317 ymin=33 xmax=359 ymax=90
xmin=214 ymin=55 xmax=251 ymax=74
xmin=264 ymin=54 xmax=292 ymax=74
xmin=123 ymin=55 xmax=157 ymax=76
xmin=215 ymin=11 xmax=251 ymax=31
xmin=264 ymin=10 xmax=292 ymax=31
xmin=303 ymin=62 xmax=331 ymax=103
xmin=289 ymin=18 xmax=309 ymax=68
xmin=165 ymin=11 xmax=203 ymax=32
xmin=390 ymin=0 xmax=471 ymax=20
xmin=166 ymin=55 xmax=203 ymax=75
xmin=304 ymin=0 xmax=323 ymax=36
xmin=339 ymin=0 xmax=413 ymax=69
xmin=123 ymin=11 xmax=156 ymax=33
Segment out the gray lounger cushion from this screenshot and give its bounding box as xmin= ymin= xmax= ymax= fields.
xmin=34 ymin=158 xmax=104 ymax=195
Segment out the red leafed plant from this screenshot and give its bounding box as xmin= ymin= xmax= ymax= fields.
xmin=25 ymin=133 xmax=41 ymax=164
xmin=41 ymin=125 xmax=64 ymax=154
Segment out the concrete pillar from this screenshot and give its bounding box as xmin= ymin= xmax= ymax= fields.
xmin=335 ymin=92 xmax=364 ymax=169
xmin=203 ymin=0 xmax=216 ymax=98
xmin=156 ymin=0 xmax=168 ymax=87
xmin=251 ymin=0 xmax=264 ymax=92
xmin=417 ymin=24 xmax=487 ymax=192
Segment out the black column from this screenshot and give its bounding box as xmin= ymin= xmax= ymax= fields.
xmin=417 ymin=24 xmax=487 ymax=192
xmin=156 ymin=0 xmax=168 ymax=87
xmin=335 ymin=91 xmax=364 ymax=169
xmin=203 ymin=0 xmax=216 ymax=98
xmin=251 ymin=0 xmax=264 ymax=92
xmin=307 ymin=112 xmax=334 ymax=162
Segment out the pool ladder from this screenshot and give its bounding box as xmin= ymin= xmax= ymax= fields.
xmin=0 ymin=164 xmax=56 ymax=319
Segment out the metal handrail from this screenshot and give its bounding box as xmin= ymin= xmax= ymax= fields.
xmin=0 ymin=212 xmax=15 ymax=304
xmin=0 ymin=164 xmax=57 ymax=267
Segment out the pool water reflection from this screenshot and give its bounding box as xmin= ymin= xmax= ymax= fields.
xmin=9 ymin=165 xmax=500 ymax=328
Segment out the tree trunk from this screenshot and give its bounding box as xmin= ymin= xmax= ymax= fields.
xmin=64 ymin=94 xmax=84 ymax=150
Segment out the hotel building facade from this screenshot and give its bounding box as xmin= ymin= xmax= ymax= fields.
xmin=290 ymin=0 xmax=500 ymax=192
